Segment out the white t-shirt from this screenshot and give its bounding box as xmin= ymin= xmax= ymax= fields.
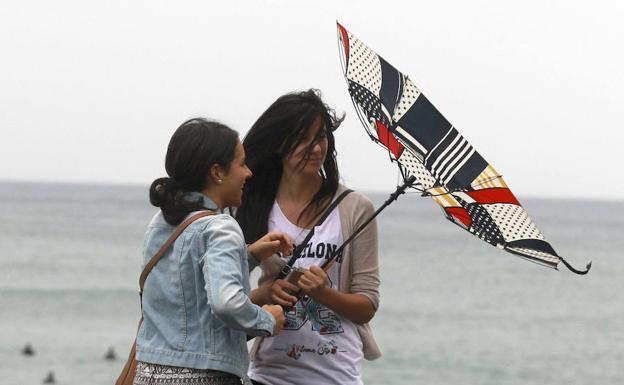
xmin=248 ymin=201 xmax=364 ymax=385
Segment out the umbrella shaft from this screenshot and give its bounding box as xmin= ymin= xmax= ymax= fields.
xmin=320 ymin=176 xmax=416 ymax=271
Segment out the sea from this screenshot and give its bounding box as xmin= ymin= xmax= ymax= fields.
xmin=1 ymin=182 xmax=622 ymax=385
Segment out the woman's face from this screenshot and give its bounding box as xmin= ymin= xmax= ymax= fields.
xmin=283 ymin=116 xmax=328 ymax=177
xmin=219 ymin=141 xmax=252 ymax=207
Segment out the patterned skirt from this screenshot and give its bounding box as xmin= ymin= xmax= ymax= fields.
xmin=134 ymin=361 xmax=242 ymax=385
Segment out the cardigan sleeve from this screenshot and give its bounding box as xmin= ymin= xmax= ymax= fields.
xmin=345 ymin=192 xmax=381 ymax=310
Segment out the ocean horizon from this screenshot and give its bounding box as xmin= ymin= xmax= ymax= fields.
xmin=3 ymin=179 xmax=622 ymax=203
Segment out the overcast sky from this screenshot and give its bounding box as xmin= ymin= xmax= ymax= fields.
xmin=1 ymin=0 xmax=622 ymax=200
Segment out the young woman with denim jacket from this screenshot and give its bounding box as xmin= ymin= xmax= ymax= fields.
xmin=134 ymin=118 xmax=291 ymax=385
xmin=236 ymin=90 xmax=381 ymax=385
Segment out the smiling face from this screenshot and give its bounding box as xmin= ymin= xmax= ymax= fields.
xmin=217 ymin=141 xmax=252 ymax=208
xmin=282 ymin=116 xmax=328 ymax=177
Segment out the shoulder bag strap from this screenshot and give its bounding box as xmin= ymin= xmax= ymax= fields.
xmin=116 ymin=211 xmax=214 ymax=385
xmin=277 ymin=189 xmax=353 ymax=279
xmin=139 ymin=210 xmax=216 ymax=295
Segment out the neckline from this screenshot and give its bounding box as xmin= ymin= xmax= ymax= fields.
xmin=273 ymin=201 xmax=311 ymax=233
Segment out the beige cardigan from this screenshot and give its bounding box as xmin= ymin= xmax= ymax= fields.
xmin=250 ymin=185 xmax=382 ymax=361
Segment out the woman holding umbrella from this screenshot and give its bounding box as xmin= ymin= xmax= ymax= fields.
xmin=236 ymin=90 xmax=381 ymax=385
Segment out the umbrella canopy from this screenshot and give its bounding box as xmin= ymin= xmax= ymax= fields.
xmin=336 ymin=22 xmax=590 ymax=274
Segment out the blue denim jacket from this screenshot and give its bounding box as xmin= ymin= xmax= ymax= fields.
xmin=136 ymin=193 xmax=275 ymax=383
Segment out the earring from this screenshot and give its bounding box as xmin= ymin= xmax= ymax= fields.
xmin=217 ymin=179 xmax=223 ymax=184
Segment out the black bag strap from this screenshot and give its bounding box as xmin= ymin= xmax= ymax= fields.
xmin=276 ymin=189 xmax=352 ymax=279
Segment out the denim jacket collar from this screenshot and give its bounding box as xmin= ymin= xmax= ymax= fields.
xmin=184 ymin=191 xmax=220 ymax=212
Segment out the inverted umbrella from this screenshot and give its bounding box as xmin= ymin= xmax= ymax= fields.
xmin=335 ymin=22 xmax=590 ymax=274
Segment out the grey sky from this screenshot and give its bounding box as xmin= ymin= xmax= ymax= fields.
xmin=1 ymin=0 xmax=622 ymax=200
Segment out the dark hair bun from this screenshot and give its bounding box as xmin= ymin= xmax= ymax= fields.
xmin=149 ymin=177 xmax=179 ymax=208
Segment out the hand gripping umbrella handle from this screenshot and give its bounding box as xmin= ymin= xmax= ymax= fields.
xmin=280 ymin=176 xmax=417 ymax=312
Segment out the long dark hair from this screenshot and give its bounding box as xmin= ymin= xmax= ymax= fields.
xmin=236 ymin=89 xmax=344 ymax=243
xmin=149 ymin=118 xmax=239 ymax=225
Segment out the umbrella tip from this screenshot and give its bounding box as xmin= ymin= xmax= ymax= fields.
xmin=560 ymin=257 xmax=592 ymax=275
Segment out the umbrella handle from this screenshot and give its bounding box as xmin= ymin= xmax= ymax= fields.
xmin=278 ymin=267 xmax=305 ymax=312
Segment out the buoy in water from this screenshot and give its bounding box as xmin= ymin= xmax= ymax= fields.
xmin=105 ymin=346 xmax=116 ymax=360
xmin=43 ymin=371 xmax=55 ymax=384
xmin=22 ymin=343 xmax=35 ymax=356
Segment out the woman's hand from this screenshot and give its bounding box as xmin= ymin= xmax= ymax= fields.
xmin=297 ymin=265 xmax=376 ymax=324
xmin=251 ymin=279 xmax=299 ymax=307
xmin=262 ymin=304 xmax=285 ymax=336
xmin=297 ymin=265 xmax=329 ymax=301
xmin=248 ymin=232 xmax=293 ymax=262
xmin=269 ymin=279 xmax=299 ymax=308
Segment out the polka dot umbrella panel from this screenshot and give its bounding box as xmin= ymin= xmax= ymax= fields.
xmin=336 ymin=22 xmax=590 ymax=274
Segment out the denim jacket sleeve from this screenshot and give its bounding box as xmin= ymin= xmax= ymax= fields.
xmin=200 ymin=216 xmax=275 ymax=337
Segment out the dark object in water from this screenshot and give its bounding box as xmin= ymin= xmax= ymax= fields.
xmin=22 ymin=343 xmax=35 ymax=356
xmin=105 ymin=346 xmax=117 ymax=360
xmin=43 ymin=371 xmax=55 ymax=384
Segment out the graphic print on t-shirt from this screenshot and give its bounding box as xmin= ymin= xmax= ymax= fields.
xmin=294 ymin=240 xmax=345 ymax=263
xmin=280 ymin=337 xmax=347 ymax=361
xmin=283 ymin=279 xmax=344 ymax=334
xmin=278 ymin=280 xmax=348 ymax=360
xmin=248 ymin=201 xmax=364 ymax=385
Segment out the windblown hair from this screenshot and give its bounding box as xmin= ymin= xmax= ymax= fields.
xmin=149 ymin=118 xmax=239 ymax=225
xmin=235 ymin=89 xmax=344 ymax=243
